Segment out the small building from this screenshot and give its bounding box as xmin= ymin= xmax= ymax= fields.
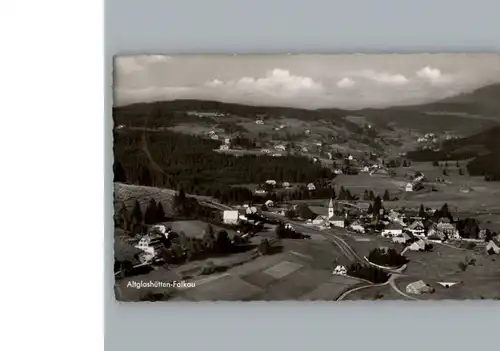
xmin=210 ymin=135 xmax=219 ymax=140
xmin=333 ymin=169 xmax=343 ymax=175
xmin=486 ymin=240 xmax=500 ymax=255
xmin=301 ymin=147 xmax=309 ymax=152
xmin=282 ymin=181 xmax=291 ymax=188
xmin=437 ymin=282 xmax=459 ymax=288
xmin=255 ymin=187 xmax=267 ymax=196
xmin=408 ymin=220 xmax=425 ymax=236
xmin=255 ymin=119 xmax=264 ymax=125
xmin=265 ymin=179 xmax=277 ymax=186
xmin=272 ymin=153 xmax=282 ymax=157
xmin=274 ymin=145 xmax=286 ymax=151
xmin=381 ymin=223 xmax=403 ymax=237
xmin=333 ymin=265 xmax=347 ymax=275
xmin=437 ymin=222 xmax=459 ymax=239
xmin=427 ymin=227 xmax=446 ymax=242
xmin=307 ymin=183 xmax=316 ymax=191
xmin=405 ymin=183 xmax=414 ymax=192
xmin=361 ymin=166 xmax=370 ymax=173
xmin=406 ymin=280 xmax=434 ymax=295
xmin=392 ymin=233 xmax=412 ymax=244
xmin=223 ymin=210 xmax=240 ymax=225
xmin=350 ymin=223 xmax=365 ymax=233
xmin=245 ymin=206 xmax=258 ymax=215
xmin=329 ymin=215 xmax=345 ymax=228
xmin=219 ymin=144 xmax=229 ymax=150
xmin=224 ymin=138 xmax=231 ymax=144
xmin=265 ymin=200 xmax=275 ymax=208
xmin=261 ymin=149 xmax=270 ymax=154
xmin=134 ymin=235 xmax=164 ymax=264
xmin=408 ymin=239 xmax=426 ymax=252
xmin=313 ymin=215 xmax=328 ymax=225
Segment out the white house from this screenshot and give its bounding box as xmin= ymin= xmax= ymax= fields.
xmin=349 ymin=223 xmax=365 ymax=233
xmin=307 ymin=183 xmax=316 ymax=191
xmin=245 ymin=206 xmax=258 ymax=215
xmin=333 ymin=169 xmax=343 ymax=175
xmin=274 ymin=145 xmax=286 ymax=151
xmin=282 ymin=181 xmax=291 ymax=188
xmin=329 ymin=215 xmax=345 ymax=228
xmin=486 ymin=240 xmax=500 ymax=254
xmin=381 ymin=223 xmax=404 ymax=237
xmin=265 ymin=200 xmax=275 ymax=208
xmin=392 ymin=233 xmax=412 ymax=244
xmin=272 ymin=153 xmax=282 ymax=157
xmin=405 ymin=183 xmax=414 ymax=192
xmin=265 ymin=179 xmax=277 ymax=186
xmin=437 ymin=221 xmax=459 ymax=239
xmin=333 ymin=265 xmax=347 ymax=275
xmin=255 ymin=188 xmax=267 ymax=196
xmin=219 ymin=144 xmax=229 ymax=150
xmin=150 ymin=224 xmax=167 ymax=235
xmin=313 ymin=215 xmax=328 ymax=225
xmin=223 ymin=210 xmax=240 ymax=225
xmin=224 ymin=138 xmax=231 ymax=144
xmin=134 ymin=235 xmax=163 ymax=264
xmin=210 ymin=135 xmax=219 ymax=140
xmin=408 ymin=220 xmax=425 ymax=236
xmin=361 ymin=166 xmax=370 ymax=173
xmin=301 ymin=147 xmax=309 ymax=152
xmin=406 ymin=280 xmax=434 ymax=295
xmin=255 ymin=119 xmax=264 ymax=125
xmin=408 ymin=239 xmax=427 ymax=252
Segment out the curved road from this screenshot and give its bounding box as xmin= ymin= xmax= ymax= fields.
xmin=262 ymin=212 xmax=364 ymax=263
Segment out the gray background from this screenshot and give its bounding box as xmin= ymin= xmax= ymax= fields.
xmin=105 ymin=1 xmax=500 ymax=350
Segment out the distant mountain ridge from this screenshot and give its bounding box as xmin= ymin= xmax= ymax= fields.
xmin=113 ymin=83 xmax=500 ymax=134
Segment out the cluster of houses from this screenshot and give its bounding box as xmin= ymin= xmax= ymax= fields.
xmin=222 ymin=205 xmax=262 ymax=226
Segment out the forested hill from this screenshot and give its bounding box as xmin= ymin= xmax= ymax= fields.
xmin=406 ymin=126 xmax=500 ymax=180
xmin=113 ymin=83 xmax=500 ymax=134
xmin=113 ymin=129 xmax=335 ymax=201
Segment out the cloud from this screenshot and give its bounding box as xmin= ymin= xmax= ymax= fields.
xmin=372 ymin=73 xmax=409 ymax=85
xmin=336 ymin=77 xmax=355 ymax=88
xmin=205 ymin=69 xmax=323 ymax=95
xmin=416 ymin=66 xmax=452 ymax=84
xmin=115 ymin=55 xmax=172 ymax=74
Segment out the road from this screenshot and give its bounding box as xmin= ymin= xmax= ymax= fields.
xmin=337 ymin=274 xmax=418 ymax=301
xmin=262 ymin=211 xmax=364 ymax=263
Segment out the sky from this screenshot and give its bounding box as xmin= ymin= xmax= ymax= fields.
xmin=114 ymin=53 xmax=500 ymax=110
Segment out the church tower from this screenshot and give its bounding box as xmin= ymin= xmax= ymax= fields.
xmin=328 ymin=198 xmax=335 ymax=218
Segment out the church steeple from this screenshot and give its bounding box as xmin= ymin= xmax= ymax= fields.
xmin=328 ymin=198 xmax=335 ymax=218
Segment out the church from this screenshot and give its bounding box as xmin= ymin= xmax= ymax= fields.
xmin=312 ymin=198 xmax=345 ymax=228
xmin=328 ymin=198 xmax=346 ymax=228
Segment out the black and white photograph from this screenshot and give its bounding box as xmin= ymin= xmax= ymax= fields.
xmin=112 ymin=53 xmax=500 ymax=302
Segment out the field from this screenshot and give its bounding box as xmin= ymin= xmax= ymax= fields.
xmin=395 ymin=243 xmax=500 ymax=300
xmin=114 ymin=236 xmax=361 ymax=301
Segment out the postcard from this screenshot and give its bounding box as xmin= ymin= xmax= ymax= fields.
xmin=112 ymin=53 xmax=500 ymax=301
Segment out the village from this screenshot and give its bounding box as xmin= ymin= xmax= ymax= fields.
xmin=113 ymin=91 xmax=500 ymax=301
xmin=113 ymin=138 xmax=500 ymax=301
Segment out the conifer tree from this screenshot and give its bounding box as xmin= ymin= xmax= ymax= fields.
xmin=144 ymin=198 xmax=158 ymax=225
xmin=130 ymin=200 xmax=143 ymax=225
xmin=418 ymin=204 xmax=426 ymax=218
xmin=383 ymin=189 xmax=391 ymax=201
xmin=156 ymin=201 xmax=165 ymax=222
